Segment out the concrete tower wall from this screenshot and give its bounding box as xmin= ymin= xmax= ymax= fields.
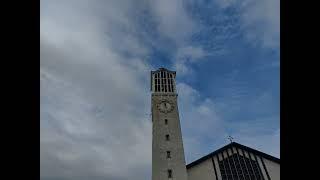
xmin=151 ymin=68 xmax=188 ymax=180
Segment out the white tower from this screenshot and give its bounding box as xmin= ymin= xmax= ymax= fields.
xmin=151 ymin=68 xmax=188 ymax=180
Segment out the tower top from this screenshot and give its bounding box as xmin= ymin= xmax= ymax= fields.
xmin=151 ymin=68 xmax=176 ymax=93
xmin=151 ymin=67 xmax=176 ymax=74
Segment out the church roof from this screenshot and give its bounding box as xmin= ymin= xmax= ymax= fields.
xmin=186 ymin=142 xmax=280 ymax=169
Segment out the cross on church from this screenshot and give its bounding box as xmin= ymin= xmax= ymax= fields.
xmin=228 ymin=136 xmax=234 ymax=143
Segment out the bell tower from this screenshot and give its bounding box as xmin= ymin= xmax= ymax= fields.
xmin=151 ymin=68 xmax=188 ymax=180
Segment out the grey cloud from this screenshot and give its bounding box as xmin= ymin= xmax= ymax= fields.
xmin=150 ymin=0 xmax=198 ymax=44
xmin=216 ymin=0 xmax=279 ymax=49
xmin=41 ymin=64 xmax=152 ymax=180
xmin=176 ymin=83 xmax=226 ymax=162
xmin=232 ymin=128 xmax=280 ymax=158
xmin=41 ymin=1 xmax=153 ymax=179
xmin=41 ymin=0 xmax=279 ymax=179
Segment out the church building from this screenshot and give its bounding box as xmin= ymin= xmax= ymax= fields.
xmin=150 ymin=68 xmax=280 ymax=180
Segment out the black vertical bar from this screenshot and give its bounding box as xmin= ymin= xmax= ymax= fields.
xmin=253 ymin=154 xmax=265 ymax=180
xmin=165 ymin=71 xmax=167 ymax=92
xmin=158 ymin=72 xmax=161 ymax=92
xmin=259 ymin=156 xmax=271 ymax=180
xmin=156 ymin=78 xmax=158 ymax=92
xmin=168 ymin=78 xmax=171 ymax=92
xmin=171 ymin=79 xmax=173 ymax=92
xmin=160 ymin=72 xmax=162 ymax=92
xmin=231 ymin=147 xmax=240 ymax=179
xmin=236 ymin=148 xmax=251 ymax=180
xmin=220 ymin=153 xmax=228 ymax=180
xmin=244 ymin=150 xmax=257 ymax=180
xmin=232 ymin=147 xmax=245 ymax=180
xmin=164 ymin=79 xmax=167 ymax=92
xmin=224 ymin=150 xmax=234 ymax=180
xmin=226 ymin=149 xmax=238 ymax=180
xmin=212 ymin=157 xmax=218 ymax=180
xmin=170 ymin=78 xmax=172 ymax=92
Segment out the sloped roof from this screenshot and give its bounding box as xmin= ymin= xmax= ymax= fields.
xmin=186 ymin=142 xmax=280 ymax=169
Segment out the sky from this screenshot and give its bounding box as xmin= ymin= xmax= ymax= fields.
xmin=40 ymin=0 xmax=279 ymax=180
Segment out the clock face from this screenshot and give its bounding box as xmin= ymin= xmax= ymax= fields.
xmin=157 ymin=100 xmax=174 ymax=113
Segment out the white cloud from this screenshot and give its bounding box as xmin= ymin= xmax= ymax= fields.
xmin=215 ymin=0 xmax=238 ymax=8
xmin=176 ymin=82 xmax=279 ymax=162
xmin=174 ymin=46 xmax=208 ymax=76
xmin=232 ymin=128 xmax=280 ymax=158
xmin=41 ymin=1 xmax=279 ymax=179
xmin=220 ymin=113 xmax=280 ymax=158
xmin=216 ymin=0 xmax=279 ymax=49
xmin=147 ymin=0 xmax=210 ymax=76
xmin=41 ymin=52 xmax=152 ymax=180
xmin=150 ymin=0 xmax=199 ymax=44
xmin=241 ymin=0 xmax=279 ymax=49
xmin=176 ymin=83 xmax=226 ymax=162
xmin=176 ymin=46 xmax=206 ymax=60
xmin=41 ymin=1 xmax=153 ymax=179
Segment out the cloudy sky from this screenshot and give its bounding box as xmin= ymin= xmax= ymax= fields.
xmin=40 ymin=0 xmax=279 ymax=180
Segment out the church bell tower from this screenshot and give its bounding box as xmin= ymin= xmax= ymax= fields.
xmin=151 ymin=68 xmax=188 ymax=180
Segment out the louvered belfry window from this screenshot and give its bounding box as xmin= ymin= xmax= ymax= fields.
xmin=154 ymin=70 xmax=174 ymax=93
